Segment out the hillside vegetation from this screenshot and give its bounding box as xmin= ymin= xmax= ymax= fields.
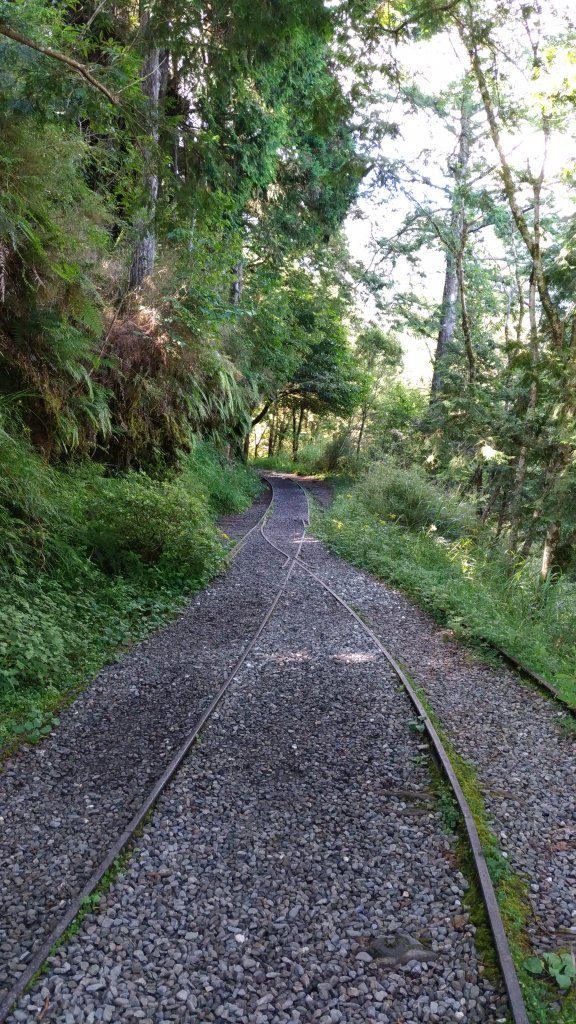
xmin=0 ymin=438 xmax=257 ymax=746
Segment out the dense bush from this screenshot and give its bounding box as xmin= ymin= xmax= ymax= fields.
xmin=80 ymin=472 xmax=224 ymax=583
xmin=182 ymin=443 xmax=260 ymax=513
xmin=358 ymin=462 xmax=476 ymax=539
xmin=0 ymin=435 xmax=258 ymax=744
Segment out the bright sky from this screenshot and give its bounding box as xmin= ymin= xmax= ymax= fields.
xmin=345 ymin=4 xmax=576 ymax=389
xmin=345 ymin=33 xmax=466 ymax=387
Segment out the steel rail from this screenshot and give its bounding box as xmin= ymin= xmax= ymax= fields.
xmin=259 ymin=476 xmax=530 ymax=1024
xmin=298 ymin=474 xmax=574 ymax=718
xmin=0 ymin=501 xmax=307 ymax=1024
xmin=227 ymin=479 xmax=273 ymax=561
xmin=492 ymin=643 xmax=575 ymax=718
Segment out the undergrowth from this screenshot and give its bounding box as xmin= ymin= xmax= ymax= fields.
xmin=314 ymin=481 xmax=576 ymax=708
xmin=0 ymin=437 xmax=259 ymax=751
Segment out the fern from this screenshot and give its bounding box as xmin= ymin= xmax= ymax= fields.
xmin=68 ymin=294 xmax=104 ymax=338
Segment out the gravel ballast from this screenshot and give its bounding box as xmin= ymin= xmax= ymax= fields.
xmin=9 ymin=478 xmax=505 ymax=1023
xmin=303 ymin=487 xmax=576 ymax=956
xmin=0 ymin=492 xmax=286 ymax=996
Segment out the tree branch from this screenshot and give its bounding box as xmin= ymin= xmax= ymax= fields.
xmin=379 ymin=1 xmax=462 ymax=39
xmin=0 ymin=22 xmax=120 ymax=106
xmin=251 ymin=400 xmax=274 ymax=428
xmin=463 ymin=29 xmax=563 ymax=346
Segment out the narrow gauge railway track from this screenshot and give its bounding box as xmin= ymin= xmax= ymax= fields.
xmin=7 ymin=478 xmax=509 ymax=1024
xmin=492 ymin=644 xmax=575 ymax=717
xmin=260 ymin=477 xmax=529 ymax=1024
xmin=3 ymin=477 xmax=526 ymax=1023
xmin=224 ymin=479 xmax=273 ymax=561
xmin=0 ymin=481 xmax=297 ymax=1023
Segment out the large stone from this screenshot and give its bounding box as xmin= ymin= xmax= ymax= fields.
xmin=369 ymin=932 xmax=434 ymax=966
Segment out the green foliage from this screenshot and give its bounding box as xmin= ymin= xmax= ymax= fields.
xmin=11 ymin=708 xmax=59 ymax=743
xmin=358 ymin=462 xmax=476 ymax=538
xmin=314 ymin=483 xmax=576 ymax=708
xmin=366 ymin=381 xmax=428 ymax=464
xmin=181 ymin=444 xmax=260 ymax=514
xmin=0 ymin=0 xmax=365 ymax=471
xmin=0 ymin=437 xmax=258 ymax=747
xmin=524 ymin=953 xmax=576 ymax=992
xmin=79 ymin=470 xmax=224 ymax=584
xmin=436 ymin=782 xmax=459 ymax=834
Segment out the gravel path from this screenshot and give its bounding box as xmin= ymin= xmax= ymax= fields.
xmin=218 ymin=482 xmax=271 ymax=544
xmin=302 ymin=488 xmax=576 ymax=956
xmin=8 ymin=478 xmax=506 ymax=1023
xmin=0 ymin=499 xmax=286 ymax=996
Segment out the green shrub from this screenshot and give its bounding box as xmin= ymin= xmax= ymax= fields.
xmin=79 ymin=470 xmax=225 ymax=584
xmin=251 ymin=454 xmax=300 ymax=473
xmin=358 ymin=462 xmax=476 ymax=539
xmin=0 ymin=435 xmax=259 ymax=745
xmin=182 ymin=442 xmax=260 ymax=513
xmin=314 ymin=489 xmax=576 ymax=707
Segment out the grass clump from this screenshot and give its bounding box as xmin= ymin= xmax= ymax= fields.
xmin=251 ymin=454 xmax=301 ymax=473
xmin=313 ymin=471 xmax=576 ymax=707
xmin=358 ymin=461 xmax=476 ymax=539
xmin=0 ymin=436 xmax=258 ymax=751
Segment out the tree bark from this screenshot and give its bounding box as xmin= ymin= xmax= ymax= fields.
xmin=293 ymin=404 xmax=305 ymax=460
xmin=129 ymin=9 xmax=169 ymax=290
xmin=356 ymin=405 xmax=367 ymax=457
xmin=230 ymin=262 xmax=244 ymax=306
xmin=267 ymin=407 xmax=276 ymax=457
xmin=507 ymin=184 xmax=541 ymax=551
xmin=456 ymin=227 xmax=475 ymax=385
xmin=429 ymin=86 xmax=472 ymax=401
xmin=251 ymin=400 xmax=273 ymax=429
xmin=430 ymin=242 xmax=460 ymax=400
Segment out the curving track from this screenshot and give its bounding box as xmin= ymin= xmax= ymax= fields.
xmin=1 ymin=477 xmax=531 ymax=1022
xmin=0 ymin=486 xmax=277 ymax=1018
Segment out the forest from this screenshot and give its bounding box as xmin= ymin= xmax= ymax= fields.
xmin=1 ymin=0 xmax=576 ymax=742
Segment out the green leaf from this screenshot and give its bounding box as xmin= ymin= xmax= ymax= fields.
xmin=523 ymin=956 xmax=544 ymax=975
xmin=544 ymin=953 xmax=562 ymax=972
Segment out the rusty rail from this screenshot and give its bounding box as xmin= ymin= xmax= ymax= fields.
xmin=260 ymin=477 xmax=530 ymax=1024
xmin=0 ymin=502 xmax=306 ymax=1023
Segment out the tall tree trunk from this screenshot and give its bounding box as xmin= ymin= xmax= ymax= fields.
xmin=429 ymin=86 xmax=472 ymax=401
xmin=508 ymin=208 xmax=541 ymax=551
xmin=293 ymin=404 xmax=305 ymax=459
xmin=268 ymin=407 xmax=276 ymax=457
xmin=276 ymin=414 xmax=289 ymax=453
xmin=129 ymin=9 xmax=168 ymax=290
xmin=429 ymin=246 xmax=460 ymax=401
xmin=456 ymin=227 xmax=475 ymax=385
xmin=230 ymin=262 xmax=244 ymax=306
xmin=356 ymin=404 xmax=368 ymax=457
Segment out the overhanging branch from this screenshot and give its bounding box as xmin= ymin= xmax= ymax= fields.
xmin=0 ymin=22 xmax=120 ymax=106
